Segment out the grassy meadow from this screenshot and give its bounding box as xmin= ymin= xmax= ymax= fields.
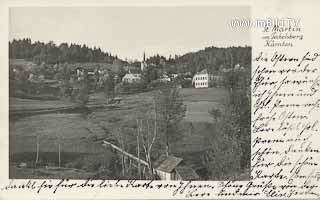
xmin=9 ymin=87 xmax=233 ymax=179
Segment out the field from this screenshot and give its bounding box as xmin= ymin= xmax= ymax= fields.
xmin=179 ymin=88 xmax=227 ymax=122
xmin=9 ymin=87 xmax=242 ymax=179
xmin=10 ymin=98 xmax=76 ymax=112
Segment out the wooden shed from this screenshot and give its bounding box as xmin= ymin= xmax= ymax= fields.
xmin=153 ymin=155 xmax=199 ymax=180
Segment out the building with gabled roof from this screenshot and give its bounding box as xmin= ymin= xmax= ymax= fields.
xmin=192 ymin=69 xmax=212 ymax=88
xmin=153 ymin=155 xmax=199 ymax=180
xmin=122 ymin=73 xmax=141 ymax=83
xmin=175 ymin=166 xmax=200 ymax=180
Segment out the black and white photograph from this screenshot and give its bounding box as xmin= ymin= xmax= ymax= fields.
xmin=9 ymin=6 xmax=251 ymax=181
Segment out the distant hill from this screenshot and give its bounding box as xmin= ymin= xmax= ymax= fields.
xmin=9 ymin=38 xmax=251 ymax=75
xmin=9 ymin=38 xmax=126 ymax=65
xmin=172 ymin=46 xmax=251 ymax=74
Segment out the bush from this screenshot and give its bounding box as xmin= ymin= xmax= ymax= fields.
xmin=117 ymin=82 xmax=147 ymax=94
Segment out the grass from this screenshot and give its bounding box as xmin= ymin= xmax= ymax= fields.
xmin=9 ymin=87 xmax=236 ymax=179
xmin=181 ymin=87 xmax=227 ymax=123
xmin=180 ymin=87 xmax=228 ymax=102
xmin=10 ymin=97 xmax=76 ymax=112
xmin=10 ymin=165 xmax=96 ymax=179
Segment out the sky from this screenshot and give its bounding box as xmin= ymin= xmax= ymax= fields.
xmin=9 ymin=7 xmax=250 ymax=61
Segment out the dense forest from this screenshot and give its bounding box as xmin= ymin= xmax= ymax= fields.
xmin=9 ymin=38 xmax=251 ymax=75
xmin=175 ymin=46 xmax=251 ymax=73
xmin=145 ymin=46 xmax=251 ymax=74
xmin=9 ymin=38 xmax=120 ymax=64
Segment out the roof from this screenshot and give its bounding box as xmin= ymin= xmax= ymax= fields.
xmin=175 ymin=166 xmax=200 ymax=180
xmin=154 ymin=155 xmax=183 ymax=173
xmin=122 ymin=73 xmax=141 ymax=79
xmin=195 ymin=69 xmax=209 ymax=75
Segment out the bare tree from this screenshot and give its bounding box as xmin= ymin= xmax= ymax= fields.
xmin=136 ymin=98 xmax=158 ymax=179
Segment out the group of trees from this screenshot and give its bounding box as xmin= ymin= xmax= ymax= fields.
xmin=107 ymin=82 xmax=186 ymax=179
xmin=140 ymin=46 xmax=251 ymax=76
xmin=9 ymin=38 xmax=119 ymax=64
xmin=154 ymin=85 xmax=186 ymax=156
xmin=130 ymin=83 xmax=186 ymax=179
xmin=9 ymin=38 xmax=251 ymax=77
xmin=206 ymin=68 xmax=251 ymax=179
xmin=175 ymin=46 xmax=251 ymax=74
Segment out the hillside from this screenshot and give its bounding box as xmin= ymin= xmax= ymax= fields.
xmin=9 ymin=38 xmax=251 ymax=75
xmin=172 ymin=46 xmax=251 ymax=74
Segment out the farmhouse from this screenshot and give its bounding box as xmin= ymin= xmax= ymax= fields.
xmin=192 ymin=69 xmax=212 ymax=88
xmin=122 ymin=73 xmax=142 ymax=83
xmin=153 ymin=155 xmax=199 ymax=180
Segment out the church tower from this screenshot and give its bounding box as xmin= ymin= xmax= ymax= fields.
xmin=141 ymin=52 xmax=146 ymax=71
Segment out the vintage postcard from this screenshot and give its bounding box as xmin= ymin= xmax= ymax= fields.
xmin=0 ymin=0 xmax=320 ymax=199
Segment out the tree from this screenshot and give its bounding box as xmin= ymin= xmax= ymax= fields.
xmin=154 ymin=84 xmax=186 ymax=156
xmin=141 ymin=65 xmax=159 ymax=84
xmin=205 ymin=68 xmax=251 ymax=179
xmin=136 ymin=98 xmax=158 ymax=179
xmin=103 ymin=72 xmax=115 ymax=104
xmin=9 ymin=38 xmax=121 ymax=64
xmin=209 ymin=108 xmax=221 ymax=123
xmin=116 ymin=66 xmax=127 ymax=82
xmin=77 ymin=72 xmax=89 ymax=106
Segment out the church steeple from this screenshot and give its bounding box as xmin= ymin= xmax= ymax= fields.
xmin=141 ymin=52 xmax=146 ymax=71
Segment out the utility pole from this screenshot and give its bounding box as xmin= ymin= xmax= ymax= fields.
xmin=58 ymin=137 xmax=61 ymax=168
xmin=35 ymin=135 xmax=39 ymax=164
xmin=136 ymin=119 xmax=141 ymax=179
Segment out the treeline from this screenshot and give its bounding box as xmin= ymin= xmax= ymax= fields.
xmin=145 ymin=46 xmax=252 ymax=74
xmin=206 ymin=69 xmax=251 ymax=179
xmin=9 ymin=38 xmax=120 ymax=64
xmin=9 ymin=38 xmax=251 ymax=75
xmin=176 ymin=46 xmax=251 ymax=74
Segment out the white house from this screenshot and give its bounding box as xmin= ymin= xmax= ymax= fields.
xmin=122 ymin=73 xmax=141 ymax=83
xmin=192 ymin=69 xmax=212 ymax=88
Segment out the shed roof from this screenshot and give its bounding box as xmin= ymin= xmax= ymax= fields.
xmin=175 ymin=166 xmax=200 ymax=180
xmin=154 ymin=155 xmax=183 ymax=173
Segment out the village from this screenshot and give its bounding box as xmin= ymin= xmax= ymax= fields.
xmin=10 ymin=51 xmax=247 ymax=101
xmin=9 ymin=33 xmax=251 ymax=181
